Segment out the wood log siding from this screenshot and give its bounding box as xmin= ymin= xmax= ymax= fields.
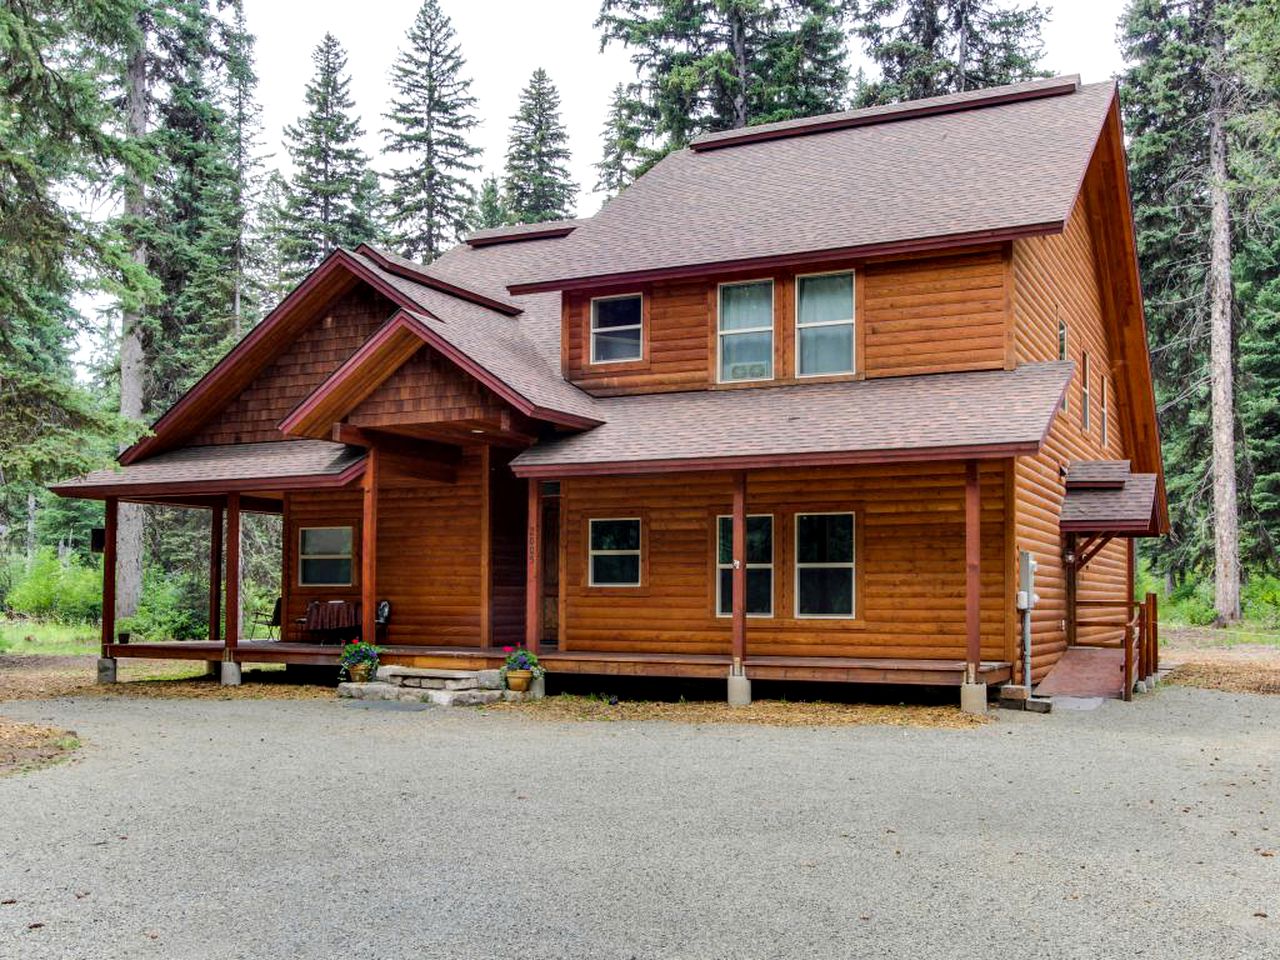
xmin=561 ymin=249 xmax=1010 ymax=393
xmin=282 ymin=448 xmax=488 ymax=646
xmin=558 ymin=462 xmax=1010 ymax=661
xmin=191 ymin=286 xmax=397 ymax=446
xmin=1012 ymin=187 xmax=1130 ymax=681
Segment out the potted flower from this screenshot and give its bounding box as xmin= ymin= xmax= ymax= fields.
xmin=339 ymin=640 xmax=382 ymax=682
xmin=501 ymin=645 xmax=544 ymax=692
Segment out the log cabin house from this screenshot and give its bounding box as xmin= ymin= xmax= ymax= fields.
xmin=53 ymin=75 xmax=1167 ymax=707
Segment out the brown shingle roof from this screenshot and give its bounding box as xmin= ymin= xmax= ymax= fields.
xmin=511 ymin=361 xmax=1072 ymax=476
xmin=510 ymin=78 xmax=1114 ymax=292
xmin=1061 ymin=472 xmax=1159 ymax=535
xmin=465 ymin=219 xmax=587 ymax=247
xmin=51 ymin=440 xmax=365 ymax=497
xmin=1065 ymin=459 xmax=1131 ymax=488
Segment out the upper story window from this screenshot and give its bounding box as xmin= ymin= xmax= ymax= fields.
xmin=1081 ymin=352 xmax=1091 ymax=433
xmin=590 ymin=294 xmax=643 ymax=364
xmin=1058 ymin=316 xmax=1069 ymax=411
xmin=298 ymin=526 xmax=353 ymax=586
xmin=796 ymin=272 xmax=855 ymax=376
xmin=718 ymin=280 xmax=774 ymax=382
xmin=1101 ymin=376 xmax=1109 ymax=447
xmin=716 ymin=514 xmax=774 ymax=617
xmin=588 ymin=518 xmax=642 ymax=587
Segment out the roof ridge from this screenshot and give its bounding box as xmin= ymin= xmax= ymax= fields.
xmin=689 ymin=75 xmax=1083 ymax=152
xmin=465 ymin=219 xmax=584 ymax=247
xmin=352 ymin=244 xmax=523 ymax=316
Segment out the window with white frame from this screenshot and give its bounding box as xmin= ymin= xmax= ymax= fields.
xmin=588 ymin=518 xmax=642 ymax=587
xmin=590 ymin=294 xmax=643 ymax=363
xmin=718 ymin=280 xmax=774 ymax=382
xmin=716 ymin=515 xmax=773 ymax=617
xmin=1101 ymin=375 xmax=1109 ymax=447
xmin=795 ymin=513 xmax=855 ymax=618
xmin=796 ymin=272 xmax=854 ymax=376
xmin=1082 ymin=352 xmax=1091 ymax=432
xmin=298 ymin=526 xmax=353 ymax=586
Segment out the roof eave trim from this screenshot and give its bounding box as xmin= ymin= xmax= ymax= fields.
xmin=353 ymin=244 xmax=523 ymax=315
xmin=690 ymin=76 xmax=1081 ymax=152
xmin=511 ymin=439 xmax=1041 ymax=479
xmin=507 ymin=222 xmax=1064 ymax=295
xmin=50 ymin=458 xmax=368 ymax=500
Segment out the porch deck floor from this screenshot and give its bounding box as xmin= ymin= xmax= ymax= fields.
xmin=101 ymin=640 xmax=1012 ymax=686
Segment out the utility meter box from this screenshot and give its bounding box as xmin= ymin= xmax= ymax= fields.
xmin=1017 ymin=551 xmax=1039 ymax=611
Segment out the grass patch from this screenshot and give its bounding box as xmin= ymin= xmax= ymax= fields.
xmin=0 ymin=619 xmax=99 ymax=656
xmin=487 ymin=693 xmax=988 ymax=728
xmin=1164 ymin=661 xmax=1280 ymax=696
xmin=0 ymin=718 xmax=79 ymax=776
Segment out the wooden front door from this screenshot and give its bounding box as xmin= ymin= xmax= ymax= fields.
xmin=541 ymin=496 xmax=560 ymax=645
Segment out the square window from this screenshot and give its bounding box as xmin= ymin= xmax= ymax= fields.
xmin=588 ymin=518 xmax=642 ymax=586
xmin=298 ymin=526 xmax=353 ymax=586
xmin=591 ymin=295 xmax=643 ymax=363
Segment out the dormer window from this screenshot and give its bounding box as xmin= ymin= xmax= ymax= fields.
xmin=590 ymin=294 xmax=643 ymax=363
xmin=797 ymin=272 xmax=855 ymax=376
xmin=718 ymin=280 xmax=774 ymax=382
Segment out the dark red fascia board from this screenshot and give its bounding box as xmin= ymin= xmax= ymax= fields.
xmin=1060 ymin=517 xmax=1160 ymax=536
xmin=690 ymin=77 xmax=1080 ymax=152
xmin=49 ymin=459 xmax=367 ymax=501
xmin=506 ymin=222 xmax=1063 ymax=295
xmin=510 ymin=439 xmax=1041 ymax=479
xmin=466 ymin=224 xmax=577 ymax=247
xmin=353 ymin=244 xmax=523 ymax=315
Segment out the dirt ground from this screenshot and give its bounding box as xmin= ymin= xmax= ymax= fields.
xmin=0 ymin=718 xmax=78 ymax=776
xmin=1158 ymin=627 xmax=1280 ymax=695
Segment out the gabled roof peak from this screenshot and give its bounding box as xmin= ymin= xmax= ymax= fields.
xmin=690 ymin=75 xmax=1082 ymax=152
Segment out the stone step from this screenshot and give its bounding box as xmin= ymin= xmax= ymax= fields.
xmin=338 ymin=681 xmax=503 ymax=707
xmin=376 ymin=665 xmax=502 ymax=690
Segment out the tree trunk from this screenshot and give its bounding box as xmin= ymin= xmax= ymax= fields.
xmin=730 ymin=7 xmax=748 ymax=128
xmin=1207 ymin=35 xmax=1241 ymax=624
xmin=117 ymin=17 xmax=149 ymax=621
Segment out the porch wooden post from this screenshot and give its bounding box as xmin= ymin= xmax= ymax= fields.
xmin=208 ymin=503 xmax=223 ymax=646
xmin=731 ymin=471 xmax=747 ymax=669
xmin=964 ymin=461 xmax=981 ymax=683
xmin=101 ymin=497 xmax=118 ymax=655
xmin=525 ymin=478 xmax=542 ymax=654
xmin=225 ymin=492 xmax=241 ymax=656
xmin=1065 ymin=533 xmax=1078 ymax=647
xmin=361 ymin=447 xmax=379 ymax=645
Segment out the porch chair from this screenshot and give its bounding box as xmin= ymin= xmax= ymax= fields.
xmin=248 ymin=597 xmax=281 ymax=641
xmin=375 ymin=600 xmax=392 ymax=643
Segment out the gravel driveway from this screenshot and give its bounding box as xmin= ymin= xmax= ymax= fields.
xmin=1 ymin=688 xmax=1276 ymax=959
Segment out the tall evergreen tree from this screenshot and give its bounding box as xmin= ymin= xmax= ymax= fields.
xmin=502 ymin=69 xmax=577 ymax=224
xmin=597 ymin=1 xmax=854 ymax=149
xmin=472 ymin=174 xmax=507 ymax=229
xmin=382 ymin=0 xmax=481 ymax=262
xmin=852 ymin=0 xmax=1050 ymax=106
xmin=595 ymin=83 xmax=646 ymax=196
xmin=278 ymin=33 xmax=380 ymax=281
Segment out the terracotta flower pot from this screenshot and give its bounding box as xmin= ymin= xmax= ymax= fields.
xmin=347 ymin=662 xmax=372 ymax=683
xmin=506 ymin=669 xmax=533 ymax=692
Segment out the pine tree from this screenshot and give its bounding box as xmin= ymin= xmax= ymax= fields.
xmin=382 ymin=0 xmax=481 ymax=262
xmin=852 ymin=0 xmax=1050 ymax=106
xmin=596 ymin=1 xmax=853 ymax=150
xmin=595 ymin=84 xmax=646 ymax=196
xmin=502 ymin=69 xmax=577 ymax=224
xmin=278 ymin=33 xmax=380 ymax=280
xmin=472 ymin=174 xmax=507 ymax=229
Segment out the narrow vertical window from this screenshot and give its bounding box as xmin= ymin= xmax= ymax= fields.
xmin=716 ymin=515 xmax=773 ymax=617
xmin=590 ymin=294 xmax=643 ymax=363
xmin=1082 ymin=352 xmax=1091 ymax=432
xmin=1058 ymin=316 xmax=1069 ymax=412
xmin=718 ymin=280 xmax=774 ymax=382
xmin=588 ymin=518 xmax=642 ymax=587
xmin=796 ymin=272 xmax=854 ymax=376
xmin=298 ymin=527 xmax=353 ymax=586
xmin=1101 ymin=376 xmax=1109 ymax=447
xmin=795 ymin=513 xmax=856 ymax=618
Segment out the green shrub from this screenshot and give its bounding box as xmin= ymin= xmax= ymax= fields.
xmin=4 ymin=549 xmax=102 ymax=622
xmin=120 ymin=568 xmax=207 ymax=641
xmin=1244 ymin=575 xmax=1280 ymax=628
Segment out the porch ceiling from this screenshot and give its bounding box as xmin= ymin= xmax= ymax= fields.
xmin=49 ymin=439 xmax=366 ymax=501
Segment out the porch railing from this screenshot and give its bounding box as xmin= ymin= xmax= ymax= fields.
xmin=1073 ymin=592 xmax=1159 ymax=701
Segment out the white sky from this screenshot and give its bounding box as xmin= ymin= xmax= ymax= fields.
xmin=247 ymin=0 xmax=1133 ymax=217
